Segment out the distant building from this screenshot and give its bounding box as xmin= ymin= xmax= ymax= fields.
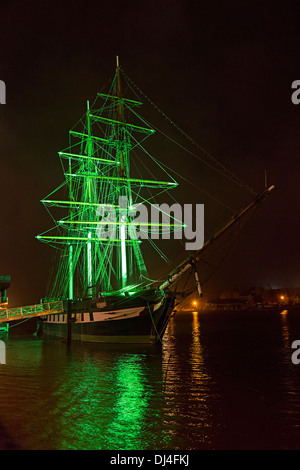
xmin=206 ymin=287 xmax=300 ymax=311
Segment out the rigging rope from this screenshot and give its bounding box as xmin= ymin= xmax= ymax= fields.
xmin=120 ymin=67 xmax=257 ymax=196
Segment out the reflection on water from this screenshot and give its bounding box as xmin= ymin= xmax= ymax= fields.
xmin=278 ymin=309 xmax=300 ymax=443
xmin=52 ymin=352 xmax=166 ymax=450
xmin=108 ymin=356 xmax=148 ymax=448
xmin=161 ymin=312 xmax=215 ymax=448
xmin=280 ymin=309 xmax=289 ymax=349
xmin=0 ymin=338 xmax=171 ymax=450
xmin=1 ymin=309 xmax=300 ymax=449
xmin=279 ymin=309 xmax=292 ymax=367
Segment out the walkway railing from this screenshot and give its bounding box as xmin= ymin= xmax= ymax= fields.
xmin=0 ymin=301 xmax=64 ymax=323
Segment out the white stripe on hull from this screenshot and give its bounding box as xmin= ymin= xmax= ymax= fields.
xmin=43 ymin=299 xmax=164 ymax=324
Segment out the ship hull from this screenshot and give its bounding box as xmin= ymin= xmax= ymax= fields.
xmin=40 ymin=290 xmax=174 ymax=344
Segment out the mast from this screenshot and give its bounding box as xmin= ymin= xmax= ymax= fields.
xmin=68 ymin=151 xmax=74 ymax=300
xmin=68 ymin=245 xmax=73 ymax=300
xmin=86 ymin=100 xmax=93 ymax=297
xmin=116 ymin=55 xmax=127 ymax=288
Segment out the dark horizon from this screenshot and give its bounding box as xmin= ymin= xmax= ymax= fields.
xmin=1 ymin=0 xmax=300 ymax=307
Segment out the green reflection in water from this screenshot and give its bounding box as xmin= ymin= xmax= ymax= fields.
xmin=48 ymin=350 xmax=170 ymax=450
xmin=107 ymin=355 xmax=149 ymax=449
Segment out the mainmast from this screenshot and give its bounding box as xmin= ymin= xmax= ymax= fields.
xmin=86 ymin=100 xmax=93 ymax=297
xmin=68 ymin=148 xmax=74 ymax=300
xmin=116 ymin=55 xmax=127 ymax=289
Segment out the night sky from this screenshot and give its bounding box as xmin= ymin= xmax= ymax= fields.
xmin=1 ymin=0 xmax=300 ymax=307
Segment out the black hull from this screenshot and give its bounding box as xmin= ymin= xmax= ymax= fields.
xmin=41 ymin=290 xmax=175 ymax=344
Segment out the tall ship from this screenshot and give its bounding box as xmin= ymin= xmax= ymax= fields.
xmin=33 ymin=58 xmax=274 ymax=343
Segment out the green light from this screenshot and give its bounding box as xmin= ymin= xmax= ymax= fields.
xmin=58 ymin=151 xmax=119 ymax=165
xmin=69 ymin=130 xmax=111 ymax=144
xmin=87 ymin=232 xmax=92 ymax=297
xmin=42 ymin=199 xmax=119 ymax=208
xmin=90 ymin=114 xmax=155 ymax=134
xmin=100 ymin=284 xmax=141 ymax=296
xmin=69 ymin=244 xmax=73 ymax=300
xmin=36 ymin=235 xmax=141 ymax=243
xmin=120 ymin=221 xmax=127 ymax=286
xmin=44 ymin=352 xmax=172 ymax=450
xmin=107 ymin=356 xmax=149 ymax=449
xmin=58 ymin=220 xmax=184 ymax=227
xmin=97 ymin=92 xmax=143 ymax=106
xmin=37 ymin=64 xmax=180 ymax=300
xmin=66 ymin=173 xmax=178 ymax=188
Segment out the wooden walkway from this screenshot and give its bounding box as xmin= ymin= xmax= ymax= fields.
xmin=0 ymin=301 xmax=64 ymax=323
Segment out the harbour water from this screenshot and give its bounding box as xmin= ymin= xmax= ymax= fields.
xmin=1 ymin=308 xmax=300 ymax=450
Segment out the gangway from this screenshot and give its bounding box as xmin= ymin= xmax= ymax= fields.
xmin=0 ymin=300 xmax=64 ymax=323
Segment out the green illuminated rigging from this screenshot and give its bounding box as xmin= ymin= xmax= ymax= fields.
xmin=37 ymin=57 xmax=179 ymax=301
